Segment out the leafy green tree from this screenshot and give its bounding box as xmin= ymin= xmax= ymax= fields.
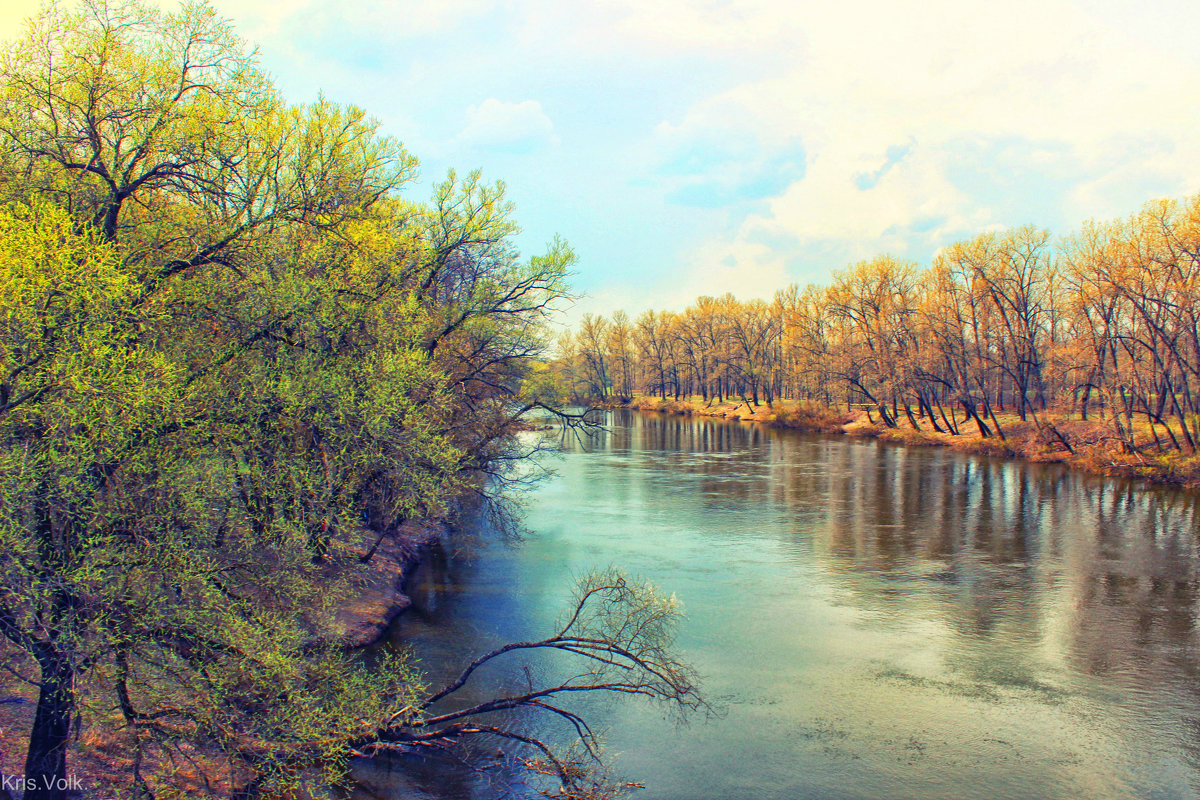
xmin=0 ymin=3 xmax=470 ymax=797
xmin=0 ymin=0 xmax=415 ymax=273
xmin=0 ymin=199 xmax=168 ymax=798
xmin=0 ymin=4 xmax=677 ymax=800
xmin=0 ymin=193 xmax=454 ymax=799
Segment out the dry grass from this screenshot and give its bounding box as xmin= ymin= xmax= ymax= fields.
xmin=621 ymin=395 xmax=1200 ymax=489
xmin=876 ymin=427 xmax=949 ymax=447
xmin=627 ymin=396 xmax=696 ymax=416
xmin=628 ymin=396 xmax=853 ymax=432
xmin=769 ymin=402 xmax=855 ymax=433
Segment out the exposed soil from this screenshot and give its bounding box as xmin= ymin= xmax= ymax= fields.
xmin=623 ymin=395 xmax=1200 ymax=490
xmin=0 ymin=519 xmax=450 ymax=798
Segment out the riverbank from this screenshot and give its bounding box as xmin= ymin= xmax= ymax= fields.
xmin=0 ymin=519 xmax=451 ymax=798
xmin=622 ymin=395 xmax=1200 ymax=489
xmin=331 ymin=518 xmax=451 ymax=648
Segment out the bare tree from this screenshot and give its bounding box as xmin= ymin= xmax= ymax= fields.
xmin=357 ymin=569 xmax=708 ymax=797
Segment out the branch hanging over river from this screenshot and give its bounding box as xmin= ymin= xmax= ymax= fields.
xmin=359 ymin=568 xmax=708 ymax=796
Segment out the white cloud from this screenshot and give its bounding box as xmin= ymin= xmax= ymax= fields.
xmin=9 ymin=0 xmax=1200 ymax=311
xmin=621 ymin=0 xmax=1200 ymax=283
xmin=238 ymin=0 xmax=1200 ymax=302
xmin=750 ymin=143 xmax=977 ymax=250
xmin=455 ymin=98 xmax=558 ymax=154
xmin=671 ymin=236 xmax=790 ymax=305
xmin=565 ymin=234 xmax=791 ymax=326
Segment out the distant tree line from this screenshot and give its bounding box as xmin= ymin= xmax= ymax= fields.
xmin=557 ymin=193 xmax=1200 ymax=453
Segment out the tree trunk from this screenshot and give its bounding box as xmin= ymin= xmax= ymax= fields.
xmin=920 ymin=396 xmax=944 ymax=433
xmin=961 ymin=399 xmax=992 ymax=438
xmin=904 ymin=403 xmax=921 ymax=431
xmin=24 ymin=653 xmax=74 ymax=800
xmin=876 ymin=402 xmax=897 ymax=428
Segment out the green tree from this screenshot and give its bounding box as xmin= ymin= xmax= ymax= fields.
xmin=0 ymin=192 xmax=455 ymax=798
xmin=0 ymin=4 xmax=684 ymax=799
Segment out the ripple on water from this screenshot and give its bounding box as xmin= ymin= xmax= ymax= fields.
xmin=382 ymin=412 xmax=1200 ymax=800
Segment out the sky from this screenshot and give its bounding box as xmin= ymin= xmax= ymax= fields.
xmin=3 ymin=0 xmax=1200 ymax=322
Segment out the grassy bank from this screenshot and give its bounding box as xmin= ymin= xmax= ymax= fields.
xmin=621 ymin=395 xmax=1200 ymax=490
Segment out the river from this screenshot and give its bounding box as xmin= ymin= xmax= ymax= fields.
xmin=353 ymin=410 xmax=1200 ymax=800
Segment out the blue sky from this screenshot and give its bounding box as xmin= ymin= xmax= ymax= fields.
xmin=4 ymin=0 xmax=1200 ymax=321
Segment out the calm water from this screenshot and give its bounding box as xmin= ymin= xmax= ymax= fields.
xmin=354 ymin=411 xmax=1200 ymax=800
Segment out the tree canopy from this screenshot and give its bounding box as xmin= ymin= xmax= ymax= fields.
xmin=558 ymin=192 xmax=1200 ymax=459
xmin=0 ymin=3 xmax=672 ymax=799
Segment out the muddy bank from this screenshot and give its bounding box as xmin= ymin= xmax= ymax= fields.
xmin=619 ymin=396 xmax=1200 ymax=490
xmin=0 ymin=519 xmax=452 ymax=798
xmin=330 ymin=518 xmax=451 ymax=648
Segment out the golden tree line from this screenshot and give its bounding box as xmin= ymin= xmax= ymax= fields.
xmin=556 ymin=192 xmax=1200 ymax=453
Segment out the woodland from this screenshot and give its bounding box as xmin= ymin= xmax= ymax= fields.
xmin=0 ymin=2 xmax=702 ymax=799
xmin=5 ymin=0 xmax=1200 ymax=798
xmin=554 ymin=196 xmax=1200 ymax=478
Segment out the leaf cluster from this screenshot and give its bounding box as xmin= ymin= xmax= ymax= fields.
xmin=0 ymin=2 xmax=579 ymax=797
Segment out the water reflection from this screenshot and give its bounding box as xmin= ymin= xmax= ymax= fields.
xmin=629 ymin=412 xmax=1200 ymax=685
xmin=364 ymin=410 xmax=1200 ymax=800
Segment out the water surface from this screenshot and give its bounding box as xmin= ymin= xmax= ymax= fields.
xmin=356 ymin=411 xmax=1200 ymax=800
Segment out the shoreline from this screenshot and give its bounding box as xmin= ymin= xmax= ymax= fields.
xmin=615 ymin=396 xmax=1200 ymax=491
xmin=331 ymin=518 xmax=452 ymax=648
xmin=0 ymin=518 xmax=453 ymax=797
xmin=6 ymin=397 xmax=1194 ymax=793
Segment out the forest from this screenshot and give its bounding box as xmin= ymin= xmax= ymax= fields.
xmin=0 ymin=2 xmax=709 ymax=799
xmin=554 ymin=194 xmax=1200 ymax=475
xmin=4 ymin=0 xmax=1200 ymax=798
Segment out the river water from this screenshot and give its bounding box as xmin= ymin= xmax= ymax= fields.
xmin=354 ymin=410 xmax=1200 ymax=800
